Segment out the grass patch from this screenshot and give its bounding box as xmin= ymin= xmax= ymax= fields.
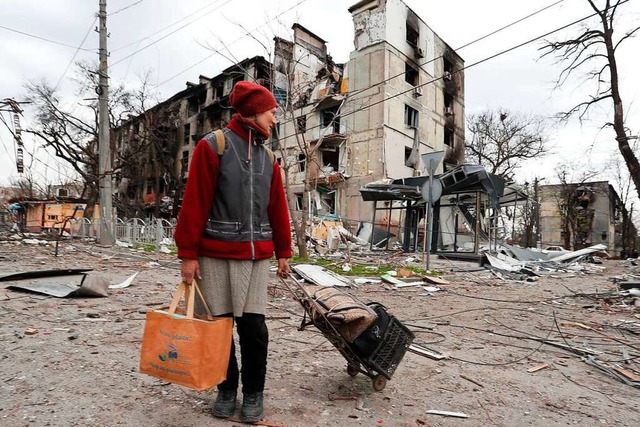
xmin=135 ymin=243 xmax=177 ymax=255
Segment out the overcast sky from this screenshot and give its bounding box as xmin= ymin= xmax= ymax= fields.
xmin=1 ymin=0 xmax=639 ymax=189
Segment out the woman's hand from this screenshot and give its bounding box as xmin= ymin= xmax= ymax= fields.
xmin=181 ymin=259 xmax=201 ymax=284
xmin=276 ymin=258 xmax=290 ymax=278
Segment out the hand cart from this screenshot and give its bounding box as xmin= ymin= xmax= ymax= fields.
xmin=280 ymin=277 xmax=414 ymax=391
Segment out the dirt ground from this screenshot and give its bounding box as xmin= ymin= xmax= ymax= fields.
xmin=1 ymin=238 xmax=639 ymax=427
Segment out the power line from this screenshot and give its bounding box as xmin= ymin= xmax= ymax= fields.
xmin=53 ymin=15 xmax=99 ymax=93
xmin=278 ymin=0 xmax=627 ymax=142
xmin=110 ymin=0 xmax=227 ymax=53
xmin=108 ymin=0 xmax=144 ymax=16
xmin=154 ymin=0 xmax=564 ymax=114
xmin=0 ymin=24 xmax=96 ymax=52
xmin=0 ymin=114 xmax=16 ymax=163
xmin=152 ymin=0 xmax=312 ymax=88
xmin=110 ymin=0 xmax=234 ymax=67
xmin=311 ymin=0 xmax=567 ymax=120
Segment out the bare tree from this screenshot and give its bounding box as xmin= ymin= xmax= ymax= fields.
xmin=465 ymin=109 xmax=550 ymax=181
xmin=605 ymin=144 xmax=639 ymax=252
xmin=9 ymin=174 xmax=43 ymax=200
xmin=540 ymin=0 xmax=640 ymax=198
xmin=24 ymin=61 xmax=154 ymax=218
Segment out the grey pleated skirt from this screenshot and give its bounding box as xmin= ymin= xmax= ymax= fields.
xmin=196 ymin=257 xmax=270 ymax=317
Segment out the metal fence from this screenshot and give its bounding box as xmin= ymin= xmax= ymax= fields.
xmin=68 ymin=217 xmax=176 ymax=249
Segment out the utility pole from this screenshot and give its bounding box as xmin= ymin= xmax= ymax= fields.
xmin=98 ymin=0 xmax=114 ymax=245
xmin=534 ymin=177 xmax=543 ymax=249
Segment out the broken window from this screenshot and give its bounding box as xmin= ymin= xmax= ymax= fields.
xmin=318 ymin=191 xmax=336 ymax=214
xmin=443 ymin=57 xmax=453 ymax=82
xmin=294 ymin=193 xmax=304 ymax=212
xmin=273 ymin=87 xmax=288 ymax=105
xmin=183 ymin=124 xmax=191 ymax=145
xmin=321 ymin=106 xmax=340 ymax=133
xmin=404 ymin=146 xmax=413 ymax=163
xmin=181 ymin=150 xmax=189 ymax=176
xmin=214 ymin=85 xmax=224 ymax=100
xmin=209 ymin=109 xmax=223 ymax=127
xmin=271 ymin=123 xmax=280 ymax=150
xmin=405 ymin=62 xmax=419 ymax=86
xmin=406 ymin=22 xmax=419 ymax=47
xmin=444 ymin=93 xmax=454 ymax=116
xmin=404 ymin=104 xmax=418 ymax=128
xmin=187 ymin=97 xmax=199 ymax=117
xmin=296 ymin=115 xmax=307 ymax=134
xmin=232 ymin=74 xmax=243 ymax=87
xmin=444 ymin=127 xmax=454 ymax=147
xmin=321 ymin=146 xmax=339 ymax=172
xmin=298 ymin=152 xmax=307 ymax=172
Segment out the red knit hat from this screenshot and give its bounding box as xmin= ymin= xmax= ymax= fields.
xmin=229 ymin=81 xmax=278 ymax=117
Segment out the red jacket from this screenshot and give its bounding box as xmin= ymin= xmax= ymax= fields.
xmin=175 ymin=118 xmax=292 ymax=261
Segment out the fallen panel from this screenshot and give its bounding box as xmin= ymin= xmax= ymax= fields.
xmin=292 ymin=264 xmax=352 ymax=287
xmin=6 ymin=274 xmax=110 ymax=298
xmin=0 ymin=268 xmax=93 ymax=282
xmin=546 ymin=244 xmax=608 ymax=263
xmin=502 ymin=244 xmax=551 ymax=262
xmin=109 ymin=271 xmax=139 ymax=289
xmin=489 ymin=253 xmax=525 ymax=271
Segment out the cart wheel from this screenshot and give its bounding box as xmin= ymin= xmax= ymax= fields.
xmin=372 ymin=374 xmax=387 ymax=391
xmin=346 ymin=364 xmax=359 ymax=377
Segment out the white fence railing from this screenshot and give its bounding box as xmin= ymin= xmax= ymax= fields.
xmin=68 ymin=217 xmax=176 ymax=250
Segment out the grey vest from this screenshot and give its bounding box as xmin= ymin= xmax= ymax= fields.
xmin=202 ymin=128 xmax=274 ymax=245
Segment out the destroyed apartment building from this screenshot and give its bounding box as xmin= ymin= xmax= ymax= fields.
xmin=113 ymin=0 xmax=474 ymax=250
xmin=538 ymin=180 xmax=637 ymax=256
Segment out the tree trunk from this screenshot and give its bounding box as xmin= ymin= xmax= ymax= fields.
xmin=600 ymin=15 xmax=640 ymax=201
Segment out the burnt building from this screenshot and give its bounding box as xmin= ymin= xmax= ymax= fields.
xmin=539 ymin=181 xmax=636 ymax=254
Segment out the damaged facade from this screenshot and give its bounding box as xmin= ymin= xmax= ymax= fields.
xmin=112 ymin=57 xmax=272 ymax=218
xmin=539 ymin=181 xmax=636 ymax=255
xmin=112 ymin=0 xmax=465 ymax=234
xmin=343 ymin=0 xmax=465 ymax=222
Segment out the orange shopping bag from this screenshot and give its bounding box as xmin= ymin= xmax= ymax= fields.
xmin=139 ymin=280 xmax=233 ymax=391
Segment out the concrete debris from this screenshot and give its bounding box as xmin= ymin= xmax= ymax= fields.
xmin=109 ymin=271 xmax=139 ymax=289
xmin=484 ymin=244 xmax=612 ymax=280
xmin=292 ymin=264 xmax=352 ymax=287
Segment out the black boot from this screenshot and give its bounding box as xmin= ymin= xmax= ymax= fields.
xmin=241 ymin=391 xmax=264 ymax=423
xmin=211 ymin=389 xmax=237 ymax=418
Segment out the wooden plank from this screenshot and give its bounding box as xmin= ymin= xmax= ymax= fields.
xmin=423 ymin=276 xmax=450 ymax=285
xmin=527 ymin=363 xmax=551 ymax=373
xmin=613 ymin=367 xmax=640 ymax=382
xmin=426 ymin=410 xmax=469 ymax=418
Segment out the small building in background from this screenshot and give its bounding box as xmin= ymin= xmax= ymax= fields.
xmin=9 ymin=198 xmax=95 ymax=233
xmin=538 ymin=181 xmax=636 ymax=255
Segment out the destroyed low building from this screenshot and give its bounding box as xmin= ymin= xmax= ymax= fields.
xmin=539 ymin=181 xmax=636 ymax=255
xmin=112 ymin=57 xmax=272 ymax=218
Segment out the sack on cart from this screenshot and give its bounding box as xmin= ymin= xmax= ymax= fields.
xmin=351 ymin=303 xmax=391 ymax=358
xmin=302 ymin=286 xmax=378 ymax=342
